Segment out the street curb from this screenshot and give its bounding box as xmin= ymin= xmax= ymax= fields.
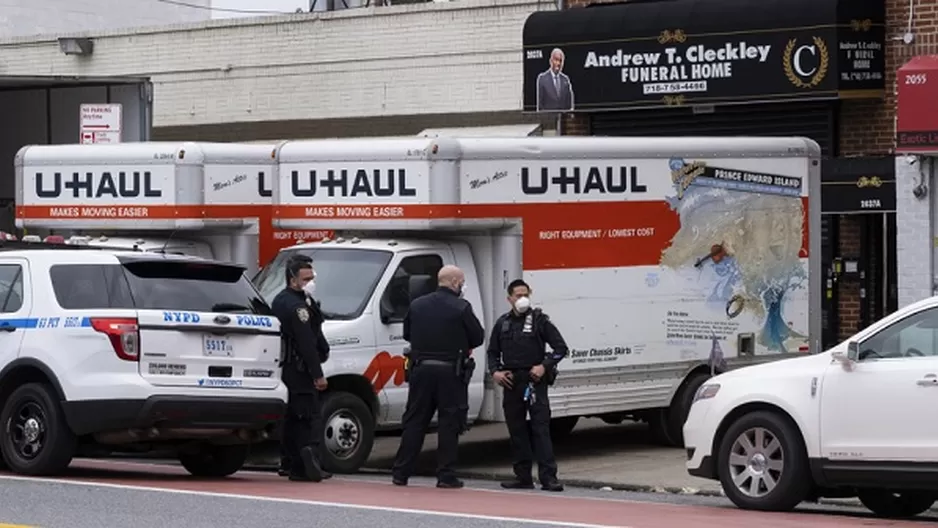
xmin=244 ymin=461 xmax=885 ymax=510
xmin=244 ymin=460 xmax=727 ymax=496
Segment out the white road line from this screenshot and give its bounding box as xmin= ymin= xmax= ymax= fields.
xmin=0 ymin=474 xmax=632 ymax=528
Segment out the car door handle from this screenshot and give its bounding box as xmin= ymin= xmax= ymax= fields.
xmin=917 ymin=374 xmax=938 ymax=387
xmin=0 ymin=325 xmax=16 ymax=332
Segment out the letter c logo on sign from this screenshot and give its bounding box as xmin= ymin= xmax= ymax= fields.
xmin=783 ymin=36 xmax=829 ymax=89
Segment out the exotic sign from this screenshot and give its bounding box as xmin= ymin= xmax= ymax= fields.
xmin=896 ymin=55 xmax=938 ymax=153
xmin=522 ymin=0 xmax=885 ymax=112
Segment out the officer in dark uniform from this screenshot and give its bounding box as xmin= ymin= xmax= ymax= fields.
xmin=391 ymin=265 xmax=485 ymax=489
xmin=271 ymin=255 xmax=331 ymax=482
xmin=487 ymin=279 xmax=568 ymax=492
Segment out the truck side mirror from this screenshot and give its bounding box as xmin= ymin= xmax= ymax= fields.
xmin=379 ymin=304 xmax=393 ymax=325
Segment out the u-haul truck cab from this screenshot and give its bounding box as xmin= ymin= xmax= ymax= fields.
xmin=254 ymin=135 xmax=822 ymax=474
xmin=14 ymin=142 xmax=279 ymax=276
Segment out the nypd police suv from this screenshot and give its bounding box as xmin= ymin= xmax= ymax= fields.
xmin=0 ymin=242 xmax=287 ymax=477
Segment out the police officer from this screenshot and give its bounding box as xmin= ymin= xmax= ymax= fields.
xmin=391 ymin=265 xmax=484 ymax=489
xmin=271 ymin=255 xmax=331 ymax=482
xmin=487 ymin=279 xmax=568 ymax=492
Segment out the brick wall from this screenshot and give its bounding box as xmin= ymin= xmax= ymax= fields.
xmin=0 ymin=0 xmax=210 ymax=39
xmin=0 ymin=0 xmax=555 ymax=128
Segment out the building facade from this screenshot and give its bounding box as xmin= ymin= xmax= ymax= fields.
xmin=0 ymin=0 xmax=556 ymax=140
xmin=524 ymin=0 xmax=936 ymax=346
xmin=0 ymin=0 xmax=211 ymax=38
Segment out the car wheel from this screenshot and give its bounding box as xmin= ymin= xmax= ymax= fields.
xmin=716 ymin=410 xmax=810 ymax=511
xmin=319 ymin=391 xmax=374 ymax=474
xmin=0 ymin=383 xmax=76 ymax=476
xmin=549 ymin=416 xmax=579 ymax=442
xmin=858 ymin=489 xmax=937 ymax=518
xmin=179 ymin=444 xmax=250 ymax=478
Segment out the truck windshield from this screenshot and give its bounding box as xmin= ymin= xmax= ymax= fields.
xmin=253 ymin=247 xmax=393 ymax=320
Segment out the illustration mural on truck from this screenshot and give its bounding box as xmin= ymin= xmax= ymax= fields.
xmin=661 ymin=157 xmax=809 ymax=355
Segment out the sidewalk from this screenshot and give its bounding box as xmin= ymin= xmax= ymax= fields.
xmin=251 ymin=417 xmax=724 ymax=495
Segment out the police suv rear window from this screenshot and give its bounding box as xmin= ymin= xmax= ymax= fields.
xmin=49 ymin=261 xmax=271 ymax=314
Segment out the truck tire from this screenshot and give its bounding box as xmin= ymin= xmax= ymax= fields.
xmin=549 ymin=416 xmax=579 ymax=441
xmin=179 ymin=444 xmax=250 ymax=478
xmin=648 ymin=408 xmax=678 ymax=446
xmin=858 ymin=489 xmax=937 ymax=518
xmin=666 ymin=372 xmax=710 ymax=447
xmin=0 ymin=383 xmax=77 ymax=476
xmin=716 ymin=410 xmax=810 ymax=512
xmin=319 ymin=391 xmax=374 ymax=474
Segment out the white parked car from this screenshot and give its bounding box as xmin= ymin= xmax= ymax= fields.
xmin=684 ymin=295 xmax=938 ymax=519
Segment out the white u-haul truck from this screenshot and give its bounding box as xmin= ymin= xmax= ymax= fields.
xmin=14 ymin=136 xmax=822 ymax=474
xmin=248 ymin=135 xmax=823 ymax=473
xmin=14 ymin=141 xmax=330 ymax=276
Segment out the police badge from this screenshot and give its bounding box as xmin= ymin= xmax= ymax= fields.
xmin=296 ymin=307 xmax=310 ymax=323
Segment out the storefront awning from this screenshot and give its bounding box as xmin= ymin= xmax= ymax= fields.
xmin=521 ymin=0 xmax=885 ymax=113
xmin=896 ymin=55 xmax=938 ymax=154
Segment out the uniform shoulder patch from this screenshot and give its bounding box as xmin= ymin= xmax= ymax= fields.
xmin=296 ymin=307 xmax=310 ymax=323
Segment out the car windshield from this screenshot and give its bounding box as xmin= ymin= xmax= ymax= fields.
xmin=253 ymin=247 xmax=392 ymax=320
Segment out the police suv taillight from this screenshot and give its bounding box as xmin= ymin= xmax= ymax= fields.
xmin=90 ymin=318 xmax=140 ymax=361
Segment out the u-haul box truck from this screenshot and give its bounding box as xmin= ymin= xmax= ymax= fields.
xmin=14 ymin=142 xmax=330 ymax=274
xmin=251 ymin=135 xmax=822 ymax=473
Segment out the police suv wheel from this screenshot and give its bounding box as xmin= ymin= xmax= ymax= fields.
xmin=0 ymin=383 xmax=77 ymax=476
xmin=320 ymin=391 xmax=374 ymax=474
xmin=178 ymin=443 xmax=250 ymax=478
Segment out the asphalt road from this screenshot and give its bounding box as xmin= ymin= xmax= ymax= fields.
xmin=0 ymin=459 xmax=935 ymax=528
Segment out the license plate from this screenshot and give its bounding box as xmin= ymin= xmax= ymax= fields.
xmin=203 ymin=335 xmax=234 ymax=357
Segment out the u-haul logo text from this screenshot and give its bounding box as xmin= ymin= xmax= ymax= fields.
xmin=34 ymin=171 xmax=162 ymax=199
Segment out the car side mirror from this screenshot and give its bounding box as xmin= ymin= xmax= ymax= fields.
xmin=832 ymin=342 xmax=858 ymax=370
xmin=847 ymin=340 xmax=860 ymax=361
xmin=379 ymin=304 xmax=392 ymax=325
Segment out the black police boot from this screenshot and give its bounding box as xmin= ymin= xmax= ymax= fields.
xmin=540 ymin=479 xmax=564 ymax=492
xmin=391 ymin=476 xmax=408 ymax=486
xmin=295 ymin=446 xmax=324 ymax=482
xmin=436 ymin=478 xmax=465 ymax=489
xmin=500 ymin=478 xmax=535 ymax=490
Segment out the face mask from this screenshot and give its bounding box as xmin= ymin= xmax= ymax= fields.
xmin=458 ymin=282 xmax=467 ymax=298
xmin=514 ymin=296 xmax=531 ymax=313
xmin=303 ymin=279 xmax=317 ymax=299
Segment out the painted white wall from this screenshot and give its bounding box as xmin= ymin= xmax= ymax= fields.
xmin=0 ymin=0 xmax=210 ymax=38
xmin=896 ymin=155 xmax=937 ymax=307
xmin=0 ymin=0 xmax=554 ymax=127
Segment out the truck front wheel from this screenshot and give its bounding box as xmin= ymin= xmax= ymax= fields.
xmin=319 ymin=391 xmax=375 ymax=474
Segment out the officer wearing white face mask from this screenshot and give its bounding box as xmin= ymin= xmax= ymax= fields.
xmin=486 ymin=279 xmax=568 ymax=492
xmin=271 ymin=254 xmax=330 ymax=482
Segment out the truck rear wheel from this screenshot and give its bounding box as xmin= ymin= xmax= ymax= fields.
xmin=549 ymin=416 xmax=579 ymax=441
xmin=320 ymin=391 xmax=374 ymax=474
xmin=665 ymin=372 xmax=710 ymax=447
xmin=0 ymin=383 xmax=77 ymax=476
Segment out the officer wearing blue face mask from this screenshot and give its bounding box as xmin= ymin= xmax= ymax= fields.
xmin=486 ymin=279 xmax=568 ymax=492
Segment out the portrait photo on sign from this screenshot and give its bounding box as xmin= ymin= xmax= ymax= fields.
xmin=535 ymin=48 xmax=575 ymax=113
